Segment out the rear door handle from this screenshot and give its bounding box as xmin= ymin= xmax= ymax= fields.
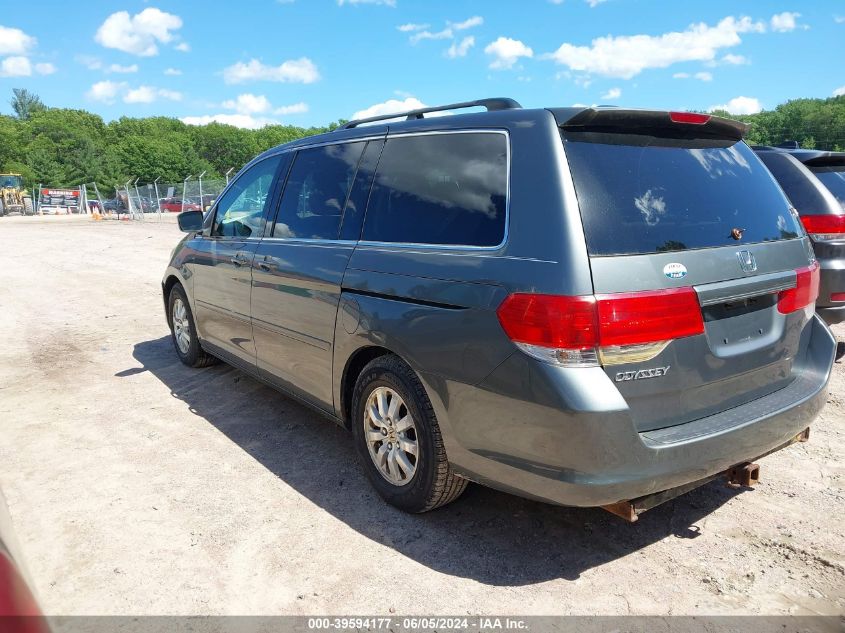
xmin=255 ymin=255 xmax=274 ymax=272
xmin=230 ymin=251 xmax=250 ymax=266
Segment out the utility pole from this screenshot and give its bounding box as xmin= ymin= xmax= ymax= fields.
xmin=198 ymin=170 xmax=206 ymax=211
xmin=181 ymin=175 xmax=192 ymax=214
xmin=154 ymin=177 xmax=162 ymax=220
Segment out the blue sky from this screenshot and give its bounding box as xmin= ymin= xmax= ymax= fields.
xmin=1 ymin=0 xmax=844 ymax=128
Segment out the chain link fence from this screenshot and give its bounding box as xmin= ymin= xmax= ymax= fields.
xmin=81 ymin=174 xmax=231 ymax=223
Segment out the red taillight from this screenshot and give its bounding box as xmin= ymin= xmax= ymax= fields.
xmin=831 ymin=292 xmax=845 ymax=303
xmin=496 ymin=294 xmax=598 ymax=350
xmin=669 ymin=111 xmax=710 ymax=125
xmin=496 ymin=287 xmax=704 ymax=365
xmin=800 ymin=214 xmax=845 ymax=240
xmin=777 ymin=261 xmax=820 ymax=314
xmin=595 ymin=288 xmax=705 ymax=346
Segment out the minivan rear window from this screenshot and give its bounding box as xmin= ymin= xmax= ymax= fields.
xmin=809 ymin=166 xmax=845 ymax=209
xmin=564 ymin=133 xmax=802 ymax=256
xmin=756 ymin=152 xmax=828 ymax=214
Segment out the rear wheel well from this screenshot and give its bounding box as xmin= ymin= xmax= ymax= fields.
xmin=341 ymin=346 xmax=394 ymax=429
xmin=163 ymin=275 xmax=181 ymax=325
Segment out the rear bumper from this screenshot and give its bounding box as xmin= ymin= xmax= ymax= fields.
xmin=431 ymin=314 xmax=836 ymax=507
xmin=817 ymin=255 xmax=845 ymax=325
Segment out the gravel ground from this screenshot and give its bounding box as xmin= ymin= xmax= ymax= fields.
xmin=0 ymin=214 xmax=843 ymax=616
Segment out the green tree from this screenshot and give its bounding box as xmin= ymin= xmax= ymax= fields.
xmin=10 ymin=88 xmax=46 ymax=121
xmin=190 ymin=122 xmax=257 ymax=174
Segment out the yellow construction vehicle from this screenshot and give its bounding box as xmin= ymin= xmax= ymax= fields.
xmin=0 ymin=174 xmax=34 ymax=217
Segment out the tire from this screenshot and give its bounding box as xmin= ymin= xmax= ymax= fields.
xmin=23 ymin=197 xmax=33 ymax=215
xmin=351 ymin=354 xmax=467 ymax=513
xmin=0 ymin=199 xmax=5 ymax=217
xmin=167 ymin=284 xmax=218 ymax=368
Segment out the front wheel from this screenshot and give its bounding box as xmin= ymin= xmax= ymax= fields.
xmin=167 ymin=284 xmax=218 ymax=368
xmin=351 ymin=354 xmax=467 ymax=513
xmin=23 ymin=197 xmax=33 ymax=215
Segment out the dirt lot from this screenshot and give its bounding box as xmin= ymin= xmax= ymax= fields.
xmin=0 ymin=214 xmax=843 ymax=616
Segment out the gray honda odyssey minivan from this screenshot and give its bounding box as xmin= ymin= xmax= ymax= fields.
xmin=163 ymin=99 xmax=836 ymax=519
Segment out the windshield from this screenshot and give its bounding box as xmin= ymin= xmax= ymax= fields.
xmin=563 ymin=133 xmax=802 ymax=256
xmin=809 ymin=167 xmax=845 ymax=210
xmin=1 ymin=175 xmax=22 ymax=188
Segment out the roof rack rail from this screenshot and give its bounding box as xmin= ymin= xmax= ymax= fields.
xmin=342 ymin=97 xmax=522 ymax=129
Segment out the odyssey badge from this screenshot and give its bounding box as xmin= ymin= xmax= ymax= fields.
xmin=663 ymin=263 xmax=687 ymax=279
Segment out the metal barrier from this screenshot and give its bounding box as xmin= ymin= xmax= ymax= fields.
xmin=81 ymin=173 xmax=231 ymax=222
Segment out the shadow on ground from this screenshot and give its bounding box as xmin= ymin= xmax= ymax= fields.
xmin=127 ymin=336 xmax=743 ymax=586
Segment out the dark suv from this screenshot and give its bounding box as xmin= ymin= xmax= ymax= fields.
xmin=163 ymin=99 xmax=836 ymax=519
xmin=754 ymin=145 xmax=845 ymax=326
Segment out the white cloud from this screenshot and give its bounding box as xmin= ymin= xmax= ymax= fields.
xmin=720 ymin=53 xmax=749 ymax=65
xmin=123 ymin=85 xmax=157 ymax=104
xmin=0 ymin=56 xmax=31 ymax=77
xmin=337 ymin=0 xmax=396 ymax=6
xmin=709 ymin=96 xmax=763 ymax=115
xmin=222 ymin=93 xmax=272 ymax=114
xmin=485 ymin=36 xmax=533 ymax=70
xmin=34 ymin=62 xmax=56 ymax=75
xmin=164 ymin=67 xmax=182 ymax=76
xmin=451 ymin=16 xmax=483 ymax=30
xmin=397 ymin=23 xmax=428 ymax=32
xmin=86 ymin=80 xmax=126 ymax=104
xmin=222 ymin=57 xmax=320 ymax=84
xmin=175 ymin=42 xmax=190 ymax=52
xmin=94 ymin=8 xmax=183 ymax=57
xmin=410 ymin=28 xmax=454 ymax=44
xmin=351 ymin=97 xmax=435 ymax=121
xmin=835 ymin=15 xmax=845 ymax=24
xmin=447 ymin=36 xmax=475 ymax=58
xmin=544 ymin=15 xmax=765 ymax=79
xmin=274 ymin=102 xmax=308 ymax=115
xmin=408 ymin=16 xmax=482 ymax=45
xmin=157 ymin=89 xmax=183 ymax=101
xmin=107 ymin=63 xmax=138 ymax=74
xmin=123 ymin=85 xmax=182 ymax=103
xmin=600 ymin=87 xmax=621 ymax=100
xmin=833 ymin=86 xmax=845 ymax=97
xmin=770 ymin=12 xmax=805 ymax=32
xmin=586 ymin=0 xmax=608 ymax=6
xmin=193 ymin=95 xmax=309 ymax=127
xmin=181 ymin=114 xmax=280 ymax=129
xmin=674 ymin=71 xmax=712 ymax=81
xmin=0 ymin=25 xmax=35 ymax=55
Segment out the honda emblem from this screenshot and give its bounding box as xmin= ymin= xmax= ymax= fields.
xmin=737 ymin=250 xmax=757 ymax=273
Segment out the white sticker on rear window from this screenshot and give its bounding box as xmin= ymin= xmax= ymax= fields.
xmin=663 ymin=263 xmax=687 ymax=279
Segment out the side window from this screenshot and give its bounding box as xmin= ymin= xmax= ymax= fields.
xmin=273 ymin=142 xmax=365 ymax=240
xmin=211 ymin=155 xmax=282 ymax=238
xmin=362 ymin=133 xmax=508 ymax=247
xmin=339 ymin=140 xmax=384 ymax=241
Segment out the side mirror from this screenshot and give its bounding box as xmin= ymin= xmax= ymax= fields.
xmin=177 ymin=210 xmax=203 ymax=233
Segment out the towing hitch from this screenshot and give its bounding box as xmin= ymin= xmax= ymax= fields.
xmin=726 ymin=462 xmax=760 ymax=487
xmin=602 ymin=427 xmax=810 ymax=523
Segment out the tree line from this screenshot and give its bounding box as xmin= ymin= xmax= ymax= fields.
xmin=0 ymin=89 xmax=345 ymax=191
xmin=2 ymin=89 xmax=844 ymax=191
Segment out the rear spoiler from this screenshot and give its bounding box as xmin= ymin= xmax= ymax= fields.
xmin=802 ymin=153 xmax=845 ymax=168
xmin=552 ymin=107 xmax=749 ymax=141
